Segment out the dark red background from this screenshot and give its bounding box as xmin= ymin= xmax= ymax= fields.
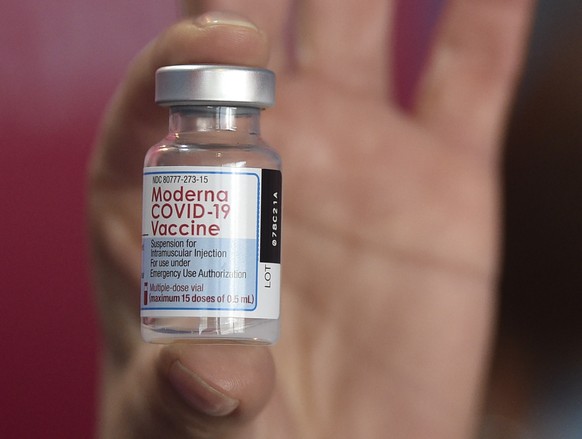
xmin=0 ymin=2 xmax=175 ymax=437
xmin=0 ymin=2 xmax=436 ymax=437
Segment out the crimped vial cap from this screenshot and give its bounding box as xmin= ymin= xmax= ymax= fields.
xmin=155 ymin=65 xmax=275 ymax=108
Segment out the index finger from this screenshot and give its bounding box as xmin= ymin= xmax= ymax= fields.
xmin=90 ymin=13 xmax=270 ymax=186
xmin=414 ymin=0 xmax=536 ymax=158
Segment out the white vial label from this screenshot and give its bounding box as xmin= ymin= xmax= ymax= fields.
xmin=141 ymin=166 xmax=281 ymax=319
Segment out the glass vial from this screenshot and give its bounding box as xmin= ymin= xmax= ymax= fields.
xmin=141 ymin=65 xmax=281 ymax=344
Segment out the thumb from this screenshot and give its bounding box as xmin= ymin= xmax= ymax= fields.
xmin=101 ymin=345 xmax=275 ymax=438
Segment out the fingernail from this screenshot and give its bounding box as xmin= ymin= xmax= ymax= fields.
xmin=195 ymin=11 xmax=258 ymax=31
xmin=168 ymin=360 xmax=239 ymax=416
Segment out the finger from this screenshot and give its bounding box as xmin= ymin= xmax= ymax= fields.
xmin=302 ymin=0 xmax=394 ymax=96
xmin=179 ymin=0 xmax=213 ymax=16
xmin=91 ymin=13 xmax=269 ymax=186
xmin=414 ymin=0 xmax=536 ymax=156
xmin=182 ymin=0 xmax=295 ymax=73
xmin=101 ymin=345 xmax=275 ymax=439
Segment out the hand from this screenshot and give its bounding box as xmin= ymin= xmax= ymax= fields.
xmin=89 ymin=1 xmax=535 ymax=438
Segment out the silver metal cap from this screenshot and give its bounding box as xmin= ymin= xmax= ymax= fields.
xmin=155 ymin=65 xmax=275 ymax=108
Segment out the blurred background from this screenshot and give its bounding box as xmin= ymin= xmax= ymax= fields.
xmin=1 ymin=0 xmax=581 ymax=437
xmin=0 ymin=2 xmax=176 ymax=437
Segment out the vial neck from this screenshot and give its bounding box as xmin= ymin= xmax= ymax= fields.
xmin=169 ymin=106 xmax=261 ymax=140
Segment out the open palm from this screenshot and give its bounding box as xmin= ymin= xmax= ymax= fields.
xmin=90 ymin=1 xmax=534 ymax=438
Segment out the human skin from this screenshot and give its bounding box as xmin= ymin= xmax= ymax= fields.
xmin=89 ymin=1 xmax=535 ymax=438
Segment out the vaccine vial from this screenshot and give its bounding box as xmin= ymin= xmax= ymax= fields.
xmin=141 ymin=65 xmax=281 ymax=344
